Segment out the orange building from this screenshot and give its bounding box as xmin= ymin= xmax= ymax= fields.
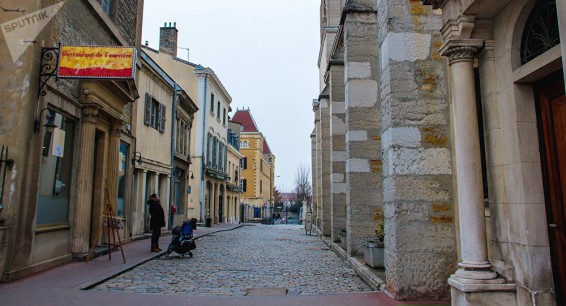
xmin=231 ymin=109 xmax=275 ymax=222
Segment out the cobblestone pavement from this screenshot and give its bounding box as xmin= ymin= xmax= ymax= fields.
xmin=94 ymin=224 xmax=374 ymax=297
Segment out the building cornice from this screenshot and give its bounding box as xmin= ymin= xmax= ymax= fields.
xmin=195 ymin=66 xmax=232 ymax=104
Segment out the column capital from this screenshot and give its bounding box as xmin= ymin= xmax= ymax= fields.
xmin=110 ymin=120 xmax=124 ymax=137
xmin=82 ymin=104 xmax=100 ymax=124
xmin=440 ymin=39 xmax=484 ymax=64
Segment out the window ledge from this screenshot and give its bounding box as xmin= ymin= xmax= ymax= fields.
xmin=36 ymin=224 xmax=71 ymax=233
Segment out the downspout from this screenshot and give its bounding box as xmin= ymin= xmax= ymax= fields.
xmin=169 ymin=84 xmax=180 ymax=230
xmin=199 ymin=74 xmax=208 ymax=223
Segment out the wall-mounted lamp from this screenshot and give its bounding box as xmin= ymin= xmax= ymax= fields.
xmin=33 ymin=108 xmax=57 ymax=134
xmin=188 ymin=171 xmax=195 ymax=180
xmin=132 ymin=151 xmax=142 ymax=165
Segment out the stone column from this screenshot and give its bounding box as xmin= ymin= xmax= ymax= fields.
xmin=72 ymin=104 xmax=99 ymax=254
xmin=136 ymin=170 xmax=148 ymax=234
xmin=319 ymin=89 xmax=332 ymax=236
xmin=343 ymin=0 xmax=381 ymax=256
xmin=329 ymin=58 xmax=346 ymax=243
xmin=106 ymin=121 xmax=122 ymax=214
xmin=162 ymin=174 xmax=171 ymax=229
xmin=443 ymin=43 xmax=497 ymax=279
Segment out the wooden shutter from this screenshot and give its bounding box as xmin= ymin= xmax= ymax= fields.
xmin=158 ymin=103 xmax=166 ymax=133
xmin=144 ymin=93 xmax=151 ymax=126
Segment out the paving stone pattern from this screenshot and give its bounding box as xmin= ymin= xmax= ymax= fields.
xmin=94 ymin=225 xmax=373 ymax=296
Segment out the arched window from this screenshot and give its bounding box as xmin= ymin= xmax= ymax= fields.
xmin=521 ymin=0 xmax=560 ymax=65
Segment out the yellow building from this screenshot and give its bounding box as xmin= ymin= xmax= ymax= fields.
xmin=231 ymin=109 xmax=275 ymax=222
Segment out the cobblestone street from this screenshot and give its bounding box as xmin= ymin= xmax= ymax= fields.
xmin=94 ymin=224 xmax=373 ymax=297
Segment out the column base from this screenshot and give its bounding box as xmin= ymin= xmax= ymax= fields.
xmin=449 ymin=274 xmax=516 ymax=306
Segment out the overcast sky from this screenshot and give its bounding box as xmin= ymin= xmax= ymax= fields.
xmin=141 ymin=0 xmax=320 ymax=192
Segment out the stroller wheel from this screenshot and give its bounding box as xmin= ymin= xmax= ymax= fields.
xmin=189 ymin=252 xmax=193 ymax=258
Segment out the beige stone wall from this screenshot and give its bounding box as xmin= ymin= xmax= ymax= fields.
xmin=379 ymin=1 xmax=456 ymax=300
xmin=329 ymin=62 xmax=347 ymax=243
xmin=342 ymin=0 xmax=382 ymax=257
xmin=319 ymin=94 xmax=332 ymax=236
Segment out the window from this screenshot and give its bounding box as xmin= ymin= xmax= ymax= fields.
xmin=260 ymin=161 xmax=263 ymax=172
xmin=117 ymin=142 xmax=129 ymax=217
xmin=521 ymin=0 xmax=559 ymax=64
xmin=242 ymin=140 xmax=248 ymax=148
xmin=144 ymin=93 xmax=165 ymax=133
xmin=217 ymin=101 xmax=221 ymax=118
xmin=101 ymin=0 xmax=111 ymax=15
xmin=37 ymin=110 xmax=75 ymax=226
xmin=223 ymin=108 xmax=226 ymax=125
xmin=260 ymin=180 xmax=263 ymax=193
xmin=241 ymin=179 xmax=247 ymax=192
xmin=241 ymin=157 xmax=247 ymax=169
xmin=210 ymin=93 xmax=215 ymax=114
xmin=206 ymin=134 xmax=212 ymax=166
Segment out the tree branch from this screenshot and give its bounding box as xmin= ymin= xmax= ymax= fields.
xmin=0 ymin=6 xmax=26 ymax=13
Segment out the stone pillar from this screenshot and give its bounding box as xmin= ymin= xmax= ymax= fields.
xmin=319 ymin=89 xmax=332 ymax=236
xmin=377 ymin=0 xmax=457 ymax=300
xmin=329 ymin=57 xmax=346 ymax=243
xmin=162 ymin=174 xmax=171 ymax=229
xmin=442 ymin=41 xmax=514 ymax=302
xmin=210 ymin=182 xmax=216 ymax=223
xmin=72 ymin=104 xmax=99 ymax=254
xmin=310 ymin=127 xmax=317 ymax=219
xmin=343 ymin=0 xmax=381 ymax=256
xmin=136 ymin=170 xmax=148 ymax=234
xmin=107 ymin=121 xmax=122 ymax=214
xmin=312 ymin=100 xmax=321 ymax=228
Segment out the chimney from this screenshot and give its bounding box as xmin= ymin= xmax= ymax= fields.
xmin=159 ymin=22 xmax=178 ymax=57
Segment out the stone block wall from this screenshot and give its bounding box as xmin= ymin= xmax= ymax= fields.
xmin=329 ymin=59 xmax=346 ymax=243
xmin=343 ymin=0 xmax=382 ymax=257
xmin=377 ymin=0 xmax=456 ymax=300
xmin=319 ymin=92 xmax=332 ymax=236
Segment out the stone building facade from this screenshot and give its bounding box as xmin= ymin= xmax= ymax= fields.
xmin=232 ymin=109 xmax=276 ymax=222
xmin=0 ymin=0 xmax=143 ymax=281
xmin=131 ymin=51 xmax=197 ymax=237
xmin=422 ymin=0 xmax=564 ymax=305
xmin=314 ymin=0 xmax=565 ymax=305
xmin=314 ymin=0 xmax=456 ymax=301
xmin=145 ymin=24 xmax=239 ymax=226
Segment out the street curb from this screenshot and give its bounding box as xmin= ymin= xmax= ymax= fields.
xmin=318 ymin=234 xmax=385 ymax=291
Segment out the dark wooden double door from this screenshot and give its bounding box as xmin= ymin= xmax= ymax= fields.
xmin=538 ymin=73 xmax=565 ymax=304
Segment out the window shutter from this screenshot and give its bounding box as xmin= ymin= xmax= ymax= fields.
xmin=159 ymin=103 xmax=166 ymax=133
xmin=144 ymin=93 xmax=151 ymax=126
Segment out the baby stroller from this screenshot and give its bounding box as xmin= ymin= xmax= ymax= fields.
xmin=165 ymin=220 xmax=196 ymax=258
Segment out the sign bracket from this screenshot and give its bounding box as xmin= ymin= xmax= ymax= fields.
xmin=37 ymin=43 xmax=60 ymax=98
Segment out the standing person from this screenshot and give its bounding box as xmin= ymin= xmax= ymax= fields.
xmin=147 ymin=193 xmax=165 ymax=252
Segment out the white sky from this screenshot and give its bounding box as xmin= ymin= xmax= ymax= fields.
xmin=141 ymin=0 xmax=320 ymax=192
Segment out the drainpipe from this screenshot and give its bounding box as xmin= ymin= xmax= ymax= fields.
xmin=199 ymin=74 xmax=208 ymax=223
xmin=169 ymin=84 xmax=180 ymax=230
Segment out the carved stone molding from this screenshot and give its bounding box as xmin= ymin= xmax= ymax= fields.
xmin=444 ymin=46 xmax=478 ymax=64
xmin=82 ymin=104 xmax=100 ymax=124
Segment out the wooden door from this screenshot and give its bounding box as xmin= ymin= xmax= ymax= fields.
xmin=538 ymin=75 xmax=566 ymax=304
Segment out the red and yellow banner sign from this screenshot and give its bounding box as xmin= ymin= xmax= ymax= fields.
xmin=57 ymin=45 xmax=136 ymax=79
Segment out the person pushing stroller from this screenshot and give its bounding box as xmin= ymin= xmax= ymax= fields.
xmin=165 ymin=219 xmax=196 ymax=258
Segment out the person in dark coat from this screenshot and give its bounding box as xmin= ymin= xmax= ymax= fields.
xmin=147 ymin=193 xmax=165 ymax=252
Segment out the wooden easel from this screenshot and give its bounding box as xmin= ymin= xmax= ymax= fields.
xmin=86 ymin=187 xmax=126 ymax=263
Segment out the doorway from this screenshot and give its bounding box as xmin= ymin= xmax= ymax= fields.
xmin=537 ymin=72 xmax=565 ymax=304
